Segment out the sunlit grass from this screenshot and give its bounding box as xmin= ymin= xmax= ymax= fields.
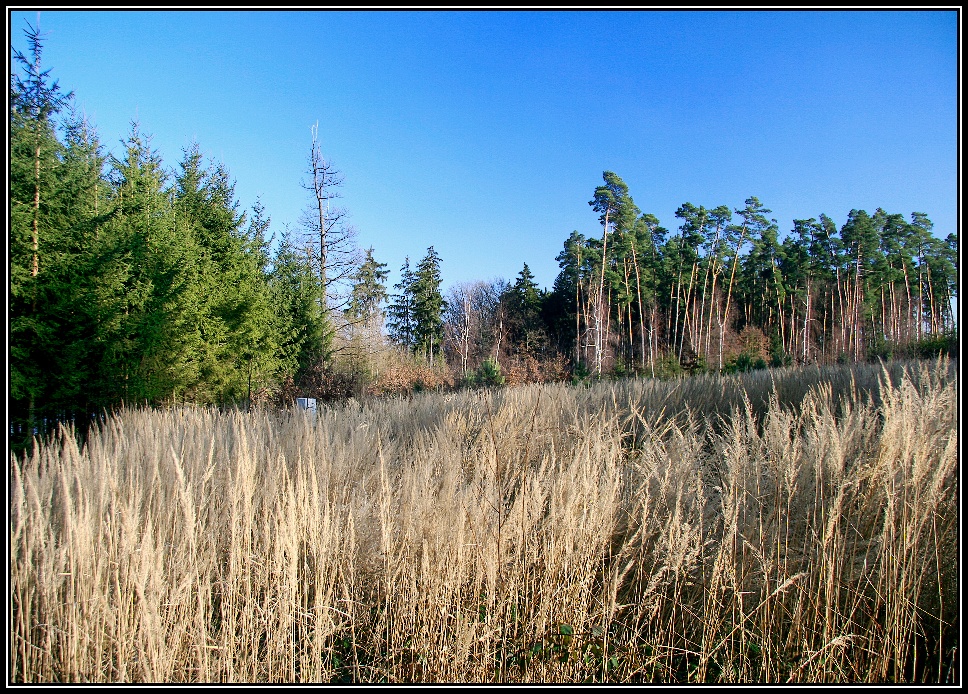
xmin=10 ymin=359 xmax=958 ymax=683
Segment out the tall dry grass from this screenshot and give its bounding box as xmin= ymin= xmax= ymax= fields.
xmin=9 ymin=359 xmax=958 ymax=683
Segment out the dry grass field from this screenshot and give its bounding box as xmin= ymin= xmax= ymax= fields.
xmin=9 ymin=359 xmax=958 ymax=683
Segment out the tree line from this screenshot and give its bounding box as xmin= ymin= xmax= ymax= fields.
xmin=543 ymin=173 xmax=957 ymax=379
xmin=9 ymin=25 xmax=958 ymax=449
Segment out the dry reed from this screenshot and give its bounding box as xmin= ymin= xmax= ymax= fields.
xmin=9 ymin=359 xmax=958 ymax=683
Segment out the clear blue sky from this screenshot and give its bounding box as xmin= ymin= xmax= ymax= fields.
xmin=8 ymin=9 xmax=959 ymax=295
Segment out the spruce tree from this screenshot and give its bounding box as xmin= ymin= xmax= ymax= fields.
xmin=9 ymin=20 xmax=74 ymax=444
xmin=386 ymin=257 xmax=417 ymax=350
xmin=413 ymin=247 xmax=445 ymax=363
xmin=234 ymin=199 xmax=281 ymax=408
xmin=345 ymin=247 xmax=390 ymax=329
xmin=102 ymin=123 xmax=200 ymax=405
xmin=269 ymin=228 xmax=329 ymax=387
xmin=173 ymin=145 xmax=276 ymax=403
xmin=502 ymin=262 xmax=544 ymax=355
xmin=43 ymin=110 xmax=111 ymax=420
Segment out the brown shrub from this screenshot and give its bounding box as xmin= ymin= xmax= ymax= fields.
xmin=721 ymin=324 xmax=771 ymax=365
xmin=367 ymin=351 xmax=454 ymax=396
xmin=502 ymin=352 xmax=570 ymax=386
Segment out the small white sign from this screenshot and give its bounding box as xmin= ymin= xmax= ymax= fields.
xmin=296 ymin=397 xmax=317 ymax=412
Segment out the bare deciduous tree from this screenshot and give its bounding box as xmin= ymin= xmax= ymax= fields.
xmin=443 ymin=279 xmax=506 ymax=378
xmin=300 ymin=121 xmax=361 ymax=314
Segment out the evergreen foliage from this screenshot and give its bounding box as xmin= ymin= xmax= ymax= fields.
xmin=386 ymin=257 xmax=417 ymax=350
xmin=501 ymin=263 xmax=546 ymax=356
xmin=345 ymin=247 xmax=389 ymax=327
xmin=469 ymin=356 xmax=505 ymax=387
xmin=413 ymin=246 xmax=445 ymax=363
xmin=268 ymin=228 xmax=330 ymax=386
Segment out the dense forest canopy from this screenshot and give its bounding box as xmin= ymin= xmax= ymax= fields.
xmin=8 ymin=26 xmax=958 ymax=449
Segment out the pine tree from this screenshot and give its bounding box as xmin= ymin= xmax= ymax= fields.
xmin=739 ymin=204 xmax=785 ymax=356
xmin=632 ymin=213 xmax=668 ymax=373
xmin=588 ymin=171 xmax=639 ymax=374
xmin=839 ymin=209 xmax=881 ymax=359
xmin=551 ymin=230 xmax=588 ymax=367
xmin=671 ymin=202 xmax=709 ymax=361
xmin=783 ymin=218 xmax=824 ymax=363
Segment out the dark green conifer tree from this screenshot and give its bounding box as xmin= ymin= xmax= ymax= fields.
xmin=345 ymin=247 xmax=390 ymax=328
xmin=173 ymin=145 xmax=277 ymax=403
xmin=502 ymin=262 xmax=545 ymax=356
xmin=269 ymin=228 xmax=330 ymax=387
xmin=413 ymin=247 xmax=445 ymax=363
xmin=9 ymin=20 xmax=74 ymax=444
xmin=236 ymin=199 xmax=282 ymax=407
xmin=386 ymin=257 xmax=417 ymax=350
xmin=42 ymin=110 xmax=111 ymax=420
xmin=549 ymin=230 xmax=588 ymax=366
xmin=102 ymin=123 xmax=200 ymax=405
